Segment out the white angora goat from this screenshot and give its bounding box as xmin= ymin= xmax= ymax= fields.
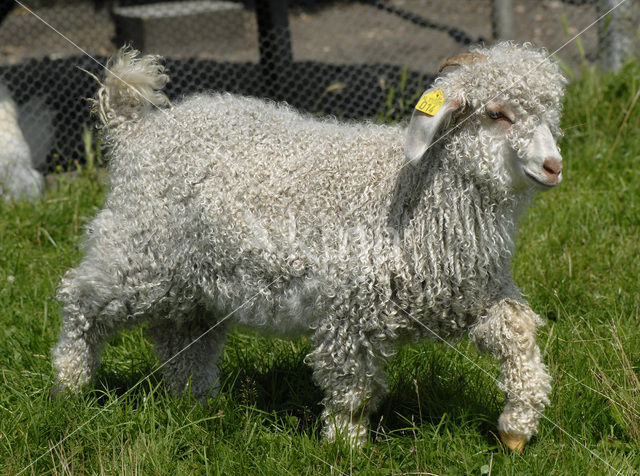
xmin=53 ymin=42 xmax=566 ymax=452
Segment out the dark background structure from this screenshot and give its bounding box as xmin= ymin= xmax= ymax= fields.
xmin=0 ymin=0 xmax=638 ymax=170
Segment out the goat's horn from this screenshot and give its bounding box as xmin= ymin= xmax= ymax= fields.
xmin=439 ymin=53 xmax=486 ymax=72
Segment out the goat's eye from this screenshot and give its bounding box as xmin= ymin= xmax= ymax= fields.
xmin=487 ymin=110 xmax=512 ymax=123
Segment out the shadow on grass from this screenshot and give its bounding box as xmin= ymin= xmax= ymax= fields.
xmin=91 ymin=360 xmax=162 ymax=406
xmin=84 ymin=333 xmax=501 ymax=441
xmin=375 ymin=349 xmax=502 ymax=442
xmin=217 ymin=336 xmax=500 ymax=440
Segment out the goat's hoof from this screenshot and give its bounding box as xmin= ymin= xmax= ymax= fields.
xmin=499 ymin=431 xmax=526 ymax=453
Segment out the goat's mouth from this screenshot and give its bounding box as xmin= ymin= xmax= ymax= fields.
xmin=523 ymin=168 xmax=561 ymax=188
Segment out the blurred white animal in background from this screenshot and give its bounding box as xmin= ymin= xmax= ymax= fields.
xmin=0 ymin=83 xmax=53 ymax=201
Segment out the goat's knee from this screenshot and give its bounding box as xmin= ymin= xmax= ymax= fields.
xmin=471 ymin=299 xmax=551 ymax=450
xmin=471 ymin=299 xmax=543 ymax=359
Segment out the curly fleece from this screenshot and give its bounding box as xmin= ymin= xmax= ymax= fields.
xmin=53 ymin=42 xmax=565 ymax=444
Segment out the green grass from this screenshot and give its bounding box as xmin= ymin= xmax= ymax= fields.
xmin=2 ymin=63 xmax=640 ymax=475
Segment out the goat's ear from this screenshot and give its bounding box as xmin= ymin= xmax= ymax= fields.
xmin=404 ymin=90 xmax=461 ymax=164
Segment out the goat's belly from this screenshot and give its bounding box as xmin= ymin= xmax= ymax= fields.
xmin=233 ymin=310 xmax=316 ymax=339
xmin=208 ymin=275 xmax=325 ymax=339
xmin=231 ymin=299 xmax=320 ymax=339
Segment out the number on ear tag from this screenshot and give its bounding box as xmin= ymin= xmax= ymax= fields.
xmin=415 ymin=90 xmax=444 ymax=116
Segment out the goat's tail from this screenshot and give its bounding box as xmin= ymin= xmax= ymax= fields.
xmin=91 ymin=46 xmax=170 ymax=129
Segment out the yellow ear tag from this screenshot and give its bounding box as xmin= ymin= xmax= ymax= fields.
xmin=415 ymin=89 xmax=444 ymax=116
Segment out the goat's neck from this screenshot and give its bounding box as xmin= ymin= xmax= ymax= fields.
xmin=388 ymin=157 xmax=530 ymax=288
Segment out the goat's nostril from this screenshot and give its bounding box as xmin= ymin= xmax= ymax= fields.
xmin=542 ymin=158 xmax=562 ymax=177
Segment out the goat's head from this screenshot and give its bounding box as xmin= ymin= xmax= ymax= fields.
xmin=405 ymin=42 xmax=566 ymax=193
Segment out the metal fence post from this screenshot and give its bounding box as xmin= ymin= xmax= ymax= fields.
xmin=491 ymin=0 xmax=514 ymax=41
xmin=255 ymin=0 xmax=293 ymax=99
xmin=596 ymin=0 xmax=635 ymax=72
xmin=0 ymin=2 xmax=14 ymax=27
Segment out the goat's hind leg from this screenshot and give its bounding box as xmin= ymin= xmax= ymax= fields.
xmin=53 ymin=210 xmax=172 ymax=394
xmin=52 ymin=262 xmax=130 ymax=394
xmin=147 ymin=311 xmax=227 ymax=402
xmin=470 ymin=298 xmax=552 ymax=452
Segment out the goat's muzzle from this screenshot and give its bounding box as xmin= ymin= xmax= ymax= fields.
xmin=542 ymin=157 xmax=563 ymax=184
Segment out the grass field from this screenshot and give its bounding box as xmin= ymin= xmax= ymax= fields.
xmin=1 ymin=63 xmax=639 ymax=475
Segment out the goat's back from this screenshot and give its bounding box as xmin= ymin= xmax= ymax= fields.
xmin=106 ymin=93 xmax=404 ymax=235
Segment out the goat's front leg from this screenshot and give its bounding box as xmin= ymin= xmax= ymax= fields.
xmin=308 ymin=315 xmax=391 ymax=447
xmin=470 ymin=298 xmax=552 ymax=452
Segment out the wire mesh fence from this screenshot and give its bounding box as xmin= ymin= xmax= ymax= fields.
xmin=0 ymin=0 xmax=638 ymax=174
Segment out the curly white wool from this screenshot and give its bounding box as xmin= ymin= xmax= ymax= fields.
xmin=53 ymin=42 xmax=566 ymax=449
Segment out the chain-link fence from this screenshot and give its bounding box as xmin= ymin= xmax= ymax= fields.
xmin=0 ymin=0 xmax=638 ymax=174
